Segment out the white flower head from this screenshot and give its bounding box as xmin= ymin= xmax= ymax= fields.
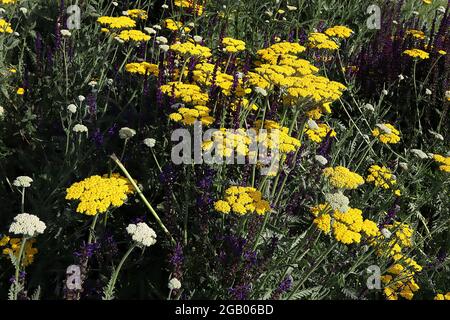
xmin=376 ymin=123 xmax=392 ymax=134
xmin=73 ymin=123 xmax=88 ymax=133
xmin=254 ymin=86 xmax=267 ymax=96
xmin=144 ymin=27 xmax=157 ymax=35
xmin=411 ymin=149 xmax=429 ymax=159
xmin=437 ymin=6 xmax=446 ymax=14
xmin=287 ymin=5 xmax=297 ymax=11
xmin=88 ymin=80 xmax=98 ymax=87
xmin=325 ymin=192 xmax=350 ymax=213
xmin=78 ymin=95 xmax=85 ymax=102
xmin=143 ymin=138 xmax=156 ymax=148
xmin=314 ymin=155 xmax=328 ymax=165
xmin=60 ymin=29 xmax=72 ymax=37
xmin=9 ymin=213 xmax=46 ymax=237
xmin=363 ymin=103 xmax=375 ymax=112
xmin=445 ymin=91 xmax=450 ymax=100
xmin=162 ymin=4 xmax=169 ymax=9
xmin=126 ymin=223 xmax=157 ymax=247
xmin=382 ymin=89 xmax=389 ymax=95
xmin=112 ymin=1 xmax=118 ymax=6
xmin=156 ymin=36 xmax=168 ymax=44
xmin=425 ymin=88 xmax=432 ymax=95
xmin=307 ymin=119 xmax=319 ymax=130
xmin=399 ymin=162 xmax=408 ymax=171
xmin=0 ymin=106 xmax=4 ymax=118
xmin=153 ymin=24 xmax=162 ymax=30
xmin=398 ymin=74 xmax=405 ymax=81
xmin=193 ymin=35 xmax=203 ymax=43
xmin=168 ymin=278 xmax=181 ymax=290
xmin=381 ymin=228 xmax=392 ymax=239
xmin=159 ymin=44 xmax=170 ymax=52
xmin=67 ymin=104 xmax=77 ymax=113
xmin=19 ymin=7 xmax=28 ymax=15
xmin=13 ymin=176 xmax=33 ymax=188
xmin=428 ymin=130 xmax=444 ymax=141
xmin=119 ymin=127 xmax=136 ymax=140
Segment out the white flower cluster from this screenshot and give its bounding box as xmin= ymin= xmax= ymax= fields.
xmin=325 ymin=191 xmax=350 ymax=213
xmin=67 ymin=104 xmax=77 ymax=113
xmin=73 ymin=123 xmax=88 ymax=133
xmin=13 ymin=176 xmax=33 ymax=188
xmin=119 ymin=127 xmax=136 ymax=140
xmin=126 ymin=223 xmax=157 ymax=247
xmin=168 ymin=278 xmax=181 ymax=290
xmin=9 ymin=213 xmax=46 ymax=237
xmin=143 ymin=138 xmax=156 ymax=148
xmin=0 ymin=106 xmax=4 ymax=118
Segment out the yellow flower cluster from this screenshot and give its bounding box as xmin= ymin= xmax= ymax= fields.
xmin=125 ymin=62 xmax=159 ymax=76
xmin=160 ymin=82 xmax=209 ymax=106
xmin=257 ymin=42 xmax=306 ymax=63
xmin=370 ymin=222 xmax=421 ymax=300
xmin=124 ymin=9 xmax=148 ymax=20
xmin=169 ymin=105 xmax=215 ymax=126
xmin=381 ymin=262 xmax=421 ymax=300
xmin=97 ymin=16 xmax=136 ymax=29
xmin=66 ymin=174 xmax=134 ymax=216
xmin=310 ymin=204 xmax=379 ymax=244
xmin=324 ymin=26 xmax=353 ymax=39
xmin=406 ymin=29 xmax=426 ymax=40
xmin=170 ymin=42 xmax=212 ymax=59
xmin=308 ymin=32 xmax=339 ymax=50
xmin=222 ymin=37 xmax=246 ymax=53
xmin=372 ymin=123 xmax=401 ymax=144
xmin=1 ymin=236 xmax=38 ymax=267
xmin=323 ymin=166 xmax=365 ymax=190
xmin=432 ymin=154 xmax=450 ymax=172
xmin=403 ymin=49 xmax=430 ymax=60
xmin=304 ymin=122 xmax=336 ymax=143
xmin=366 ymin=165 xmax=401 ymax=196
xmin=203 ymin=128 xmax=251 ymax=158
xmin=214 ymin=186 xmax=271 ymax=215
xmin=165 ymin=19 xmax=191 ymax=32
xmin=435 ymin=292 xmax=450 ymax=300
xmin=253 ymin=120 xmax=302 ymax=154
xmin=174 ymin=0 xmax=204 ymax=15
xmin=0 ymin=0 xmax=16 ymax=3
xmin=118 ymin=29 xmax=151 ymax=42
xmin=0 ymin=19 xmax=13 ymax=33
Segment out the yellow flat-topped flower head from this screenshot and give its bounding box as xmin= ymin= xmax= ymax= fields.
xmin=323 ymin=166 xmax=364 ymax=190
xmin=66 ymin=174 xmax=135 ymax=216
xmin=214 ymin=186 xmax=271 ymax=216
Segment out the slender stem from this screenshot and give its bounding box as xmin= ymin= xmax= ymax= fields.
xmin=20 ymin=188 xmax=25 ymax=213
xmin=88 ymin=214 xmax=99 ymax=244
xmin=110 ymin=154 xmax=176 ymax=245
xmin=286 ymin=242 xmax=338 ymax=299
xmin=105 ymin=244 xmax=136 ymax=300
xmin=13 ymin=237 xmax=27 ymax=300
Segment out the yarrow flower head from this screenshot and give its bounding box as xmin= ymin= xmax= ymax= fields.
xmin=168 ymin=278 xmax=181 ymax=290
xmin=126 ymin=222 xmax=157 ymax=247
xmin=372 ymin=123 xmax=400 ymax=144
xmin=66 ymin=174 xmax=134 ymax=215
xmin=13 ymin=176 xmax=33 ymax=188
xmin=403 ymin=49 xmax=430 ymax=60
xmin=73 ymin=124 xmax=88 ymax=133
xmin=323 ymin=166 xmax=364 ymax=190
xmin=214 ymin=186 xmax=271 ymax=216
xmin=119 ymin=127 xmax=136 ymax=140
xmin=143 ymin=138 xmax=156 ymax=148
xmin=9 ymin=213 xmax=46 ymax=237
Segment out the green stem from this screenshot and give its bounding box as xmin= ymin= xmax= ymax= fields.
xmin=88 ymin=214 xmax=99 ymax=244
xmin=13 ymin=237 xmax=27 ymax=300
xmin=104 ymin=244 xmax=136 ymax=300
xmin=110 ymin=154 xmax=176 ymax=245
